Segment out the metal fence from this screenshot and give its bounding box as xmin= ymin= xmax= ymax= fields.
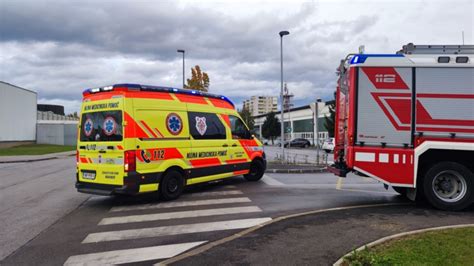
xmin=275 ymin=150 xmax=330 ymax=165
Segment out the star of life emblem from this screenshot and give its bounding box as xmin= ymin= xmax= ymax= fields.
xmin=103 ymin=116 xmax=117 ymax=136
xmin=167 ymin=113 xmax=183 ymax=135
xmin=84 ymin=118 xmax=93 ymax=137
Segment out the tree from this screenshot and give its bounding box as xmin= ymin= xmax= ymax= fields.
xmin=185 ymin=65 xmax=210 ymax=92
xmin=324 ymin=92 xmax=336 ymax=138
xmin=238 ymin=107 xmax=254 ymax=131
xmin=262 ymin=112 xmax=281 ymax=145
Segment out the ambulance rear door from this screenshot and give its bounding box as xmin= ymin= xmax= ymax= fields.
xmin=77 ymin=99 xmax=125 ymax=186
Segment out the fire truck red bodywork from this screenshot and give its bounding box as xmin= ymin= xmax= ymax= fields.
xmin=329 ymin=46 xmax=474 ymax=210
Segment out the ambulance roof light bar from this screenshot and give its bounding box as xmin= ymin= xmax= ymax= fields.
xmin=83 ymin=84 xmax=235 ymax=108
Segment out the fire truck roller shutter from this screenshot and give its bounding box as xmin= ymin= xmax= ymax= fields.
xmin=357 ymin=67 xmax=413 ymax=147
xmin=415 ymin=67 xmax=474 ymax=138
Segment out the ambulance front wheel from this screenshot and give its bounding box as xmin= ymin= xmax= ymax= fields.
xmin=160 ymin=169 xmax=185 ymax=201
xmin=244 ymin=159 xmax=265 ymax=181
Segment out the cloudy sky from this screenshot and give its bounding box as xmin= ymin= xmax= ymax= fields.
xmin=1 ymin=0 xmax=472 ymax=114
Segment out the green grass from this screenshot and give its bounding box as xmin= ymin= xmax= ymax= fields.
xmin=344 ymin=227 xmax=474 ymax=266
xmin=0 ymin=144 xmax=75 ymax=156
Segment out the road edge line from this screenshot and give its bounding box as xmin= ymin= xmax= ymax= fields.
xmin=332 ymin=223 xmax=474 ymax=266
xmin=157 ymin=202 xmax=409 ymax=266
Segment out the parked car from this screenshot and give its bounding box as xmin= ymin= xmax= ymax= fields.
xmin=284 ymin=138 xmax=311 ymax=148
xmin=322 ymin=138 xmax=334 ymax=153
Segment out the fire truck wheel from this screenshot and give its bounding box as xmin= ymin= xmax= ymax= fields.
xmin=392 ymin=186 xmax=407 ymax=195
xmin=423 ymin=162 xmax=473 ymax=211
xmin=244 ymin=159 xmax=265 ymax=181
xmin=160 ymin=169 xmax=185 ymax=201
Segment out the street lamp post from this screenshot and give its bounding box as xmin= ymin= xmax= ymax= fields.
xmin=279 ymin=30 xmax=289 ymax=161
xmin=177 ymin=49 xmax=185 ymax=88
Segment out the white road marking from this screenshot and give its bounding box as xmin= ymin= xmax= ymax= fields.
xmin=83 ymin=217 xmax=272 ymax=243
xmin=110 ymin=197 xmax=251 ymax=212
xmin=64 ymin=241 xmax=206 ymax=265
xmin=261 ymin=174 xmax=285 ymax=186
xmin=336 ymin=177 xmax=343 ymax=189
xmin=184 ymin=190 xmax=243 ymax=198
xmin=100 ymin=206 xmax=262 ymax=225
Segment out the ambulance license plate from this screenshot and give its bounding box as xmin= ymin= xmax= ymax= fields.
xmin=82 ymin=171 xmax=96 ymax=180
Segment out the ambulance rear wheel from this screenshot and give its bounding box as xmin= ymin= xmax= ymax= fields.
xmin=423 ymin=162 xmax=473 ymax=211
xmin=244 ymin=159 xmax=265 ymax=181
xmin=160 ymin=170 xmax=185 ymax=201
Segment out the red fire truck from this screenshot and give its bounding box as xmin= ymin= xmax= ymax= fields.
xmin=328 ymin=44 xmax=474 ymax=211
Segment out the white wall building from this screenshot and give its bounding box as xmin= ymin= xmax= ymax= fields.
xmin=243 ymin=96 xmax=278 ymax=116
xmin=0 ymin=81 xmax=37 ymax=144
xmin=253 ymin=101 xmax=332 ymax=145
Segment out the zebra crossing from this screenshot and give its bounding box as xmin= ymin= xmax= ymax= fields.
xmin=64 ymin=186 xmax=271 ymax=265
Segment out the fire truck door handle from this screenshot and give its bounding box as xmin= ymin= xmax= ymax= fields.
xmin=222 ymin=144 xmax=229 ymax=147
xmin=232 ymin=144 xmax=238 ymax=147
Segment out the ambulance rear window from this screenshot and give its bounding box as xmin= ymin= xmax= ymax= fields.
xmin=80 ymin=111 xmax=123 ymax=142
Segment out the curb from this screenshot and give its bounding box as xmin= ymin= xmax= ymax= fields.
xmin=0 ymin=157 xmax=59 ymax=164
xmin=333 ymin=223 xmax=474 ymax=266
xmin=266 ymin=168 xmax=327 ymax=173
xmin=157 ymin=202 xmax=408 ymax=266
xmin=0 ymin=152 xmax=75 ymax=164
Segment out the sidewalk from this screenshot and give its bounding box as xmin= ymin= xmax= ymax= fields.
xmin=266 ymin=162 xmax=327 ymax=173
xmin=0 ymin=151 xmax=75 ymax=163
xmin=171 ymin=204 xmax=474 ymax=266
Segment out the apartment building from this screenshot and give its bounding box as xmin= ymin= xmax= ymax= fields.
xmin=243 ymin=96 xmax=278 ymax=116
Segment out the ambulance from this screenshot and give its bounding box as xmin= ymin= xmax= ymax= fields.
xmin=75 ymin=84 xmax=266 ymax=200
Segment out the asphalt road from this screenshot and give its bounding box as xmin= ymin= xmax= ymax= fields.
xmin=1 ymin=156 xmax=405 ymax=265
xmin=0 ymin=158 xmax=89 ymax=261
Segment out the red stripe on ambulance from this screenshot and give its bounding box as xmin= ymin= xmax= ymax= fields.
xmin=190 ymin=158 xmax=221 ymax=168
xmin=123 ymin=112 xmax=149 ymax=138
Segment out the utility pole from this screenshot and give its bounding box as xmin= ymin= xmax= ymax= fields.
xmin=283 ymin=83 xmax=294 ymax=148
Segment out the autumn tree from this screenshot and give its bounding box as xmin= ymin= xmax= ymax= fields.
xmin=238 ymin=107 xmax=254 ymax=131
xmin=185 ymin=65 xmax=210 ymax=92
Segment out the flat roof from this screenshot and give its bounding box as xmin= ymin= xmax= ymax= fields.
xmin=253 ymin=104 xmax=311 ymax=119
xmin=0 ymin=81 xmax=37 ymax=94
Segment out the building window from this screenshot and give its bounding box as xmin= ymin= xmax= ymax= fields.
xmin=293 ymin=119 xmax=313 ymax=133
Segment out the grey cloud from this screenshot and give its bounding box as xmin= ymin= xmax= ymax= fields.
xmin=0 ymin=1 xmax=313 ymax=63
xmin=1 ymin=0 xmax=472 ymax=113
